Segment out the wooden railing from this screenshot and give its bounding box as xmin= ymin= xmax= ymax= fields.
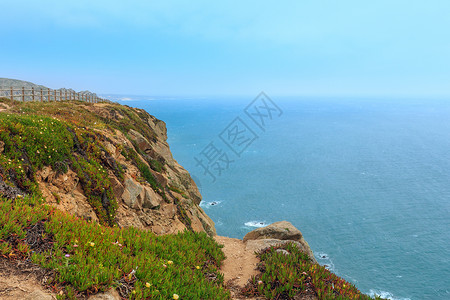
xmin=0 ymin=87 xmax=110 ymax=103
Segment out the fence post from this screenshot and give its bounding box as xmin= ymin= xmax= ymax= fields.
xmin=22 ymin=87 xmax=25 ymax=102
xmin=41 ymin=89 xmax=43 ymax=102
xmin=10 ymin=87 xmax=13 ymax=101
xmin=32 ymin=87 xmax=35 ymax=101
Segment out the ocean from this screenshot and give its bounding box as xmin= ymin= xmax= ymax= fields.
xmin=115 ymin=96 xmax=450 ymax=300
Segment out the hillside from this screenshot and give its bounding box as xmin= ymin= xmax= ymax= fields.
xmin=0 ymin=78 xmax=99 ymax=99
xmin=0 ymin=96 xmax=383 ymax=299
xmin=0 ymin=78 xmax=47 ymax=89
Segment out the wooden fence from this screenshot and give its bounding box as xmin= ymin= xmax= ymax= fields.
xmin=0 ymin=87 xmax=110 ymax=103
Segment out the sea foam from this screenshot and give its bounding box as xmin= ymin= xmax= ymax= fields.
xmin=368 ymin=289 xmax=411 ymax=300
xmin=200 ymin=201 xmax=221 ymax=209
xmin=244 ymin=221 xmax=267 ymax=228
xmin=315 ymin=252 xmax=335 ymax=272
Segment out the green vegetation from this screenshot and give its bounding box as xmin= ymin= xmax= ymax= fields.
xmin=0 ymin=194 xmax=229 ymax=299
xmin=0 ymin=98 xmax=385 ymax=299
xmin=0 ymin=98 xmax=231 ymax=298
xmin=243 ymin=243 xmax=383 ymax=300
xmin=168 ymin=185 xmax=189 ymax=199
xmin=0 ymin=98 xmax=166 ymax=223
xmin=0 ymin=113 xmax=119 ymax=225
xmin=121 ymin=146 xmax=168 ymax=202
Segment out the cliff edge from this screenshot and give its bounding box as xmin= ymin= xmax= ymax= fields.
xmin=0 ymin=98 xmax=215 ymax=237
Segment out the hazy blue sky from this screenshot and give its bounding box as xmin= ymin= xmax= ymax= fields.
xmin=1 ymin=0 xmax=449 ymax=97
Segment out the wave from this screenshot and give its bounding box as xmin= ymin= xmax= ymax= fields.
xmin=368 ymin=289 xmax=411 ymax=300
xmin=200 ymin=201 xmax=221 ymax=209
xmin=244 ymin=221 xmax=267 ymax=228
xmin=315 ymin=252 xmax=335 ymax=272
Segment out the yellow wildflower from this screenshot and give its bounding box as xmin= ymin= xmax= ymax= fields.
xmin=173 ymin=294 xmax=179 ymax=300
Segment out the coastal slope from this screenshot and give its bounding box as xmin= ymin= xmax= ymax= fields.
xmin=0 ymin=94 xmax=383 ymax=300
xmin=0 ymin=98 xmax=215 ymax=236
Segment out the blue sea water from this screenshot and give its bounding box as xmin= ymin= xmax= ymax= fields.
xmin=116 ymin=96 xmax=450 ymax=300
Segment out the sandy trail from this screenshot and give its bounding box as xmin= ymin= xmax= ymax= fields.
xmin=215 ymin=236 xmax=260 ymax=299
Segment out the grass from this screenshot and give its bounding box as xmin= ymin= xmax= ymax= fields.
xmin=0 ymin=194 xmax=230 ymax=299
xmin=0 ymin=98 xmax=168 ymax=223
xmin=168 ymin=185 xmax=189 ymax=199
xmin=0 ymin=113 xmax=119 ymax=225
xmin=242 ymin=242 xmax=384 ymax=300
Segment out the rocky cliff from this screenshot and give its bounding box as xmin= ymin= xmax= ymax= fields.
xmin=0 ymin=98 xmax=215 ymax=237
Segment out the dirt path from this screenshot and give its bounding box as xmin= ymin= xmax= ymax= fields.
xmin=0 ymin=259 xmax=55 ymax=300
xmin=215 ymin=236 xmax=260 ymax=299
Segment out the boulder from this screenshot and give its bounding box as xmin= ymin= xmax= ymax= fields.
xmin=150 ymin=169 xmax=168 ymax=187
xmin=243 ymin=221 xmax=317 ymax=263
xmin=103 ymin=142 xmax=118 ymax=158
xmin=243 ymin=221 xmax=302 ymax=242
xmin=110 ymin=175 xmax=124 ymax=199
xmin=88 ymin=288 xmax=120 ymax=300
xmin=121 ymin=177 xmax=143 ymax=209
xmin=142 ymin=186 xmax=161 ymax=209
xmin=128 ymin=129 xmax=152 ymax=153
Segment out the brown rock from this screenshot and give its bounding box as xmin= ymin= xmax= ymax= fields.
xmin=243 ymin=221 xmax=317 ymax=263
xmin=40 ymin=166 xmax=53 ymax=182
xmin=150 ymin=169 xmax=168 ymax=187
xmin=161 ymin=203 xmax=177 ymax=219
xmin=24 ymin=291 xmax=54 ymax=300
xmin=121 ymin=177 xmax=143 ymax=209
xmin=128 ymin=129 xmax=152 ymax=153
xmin=142 ymin=186 xmax=161 ymax=209
xmin=52 ymin=169 xmax=78 ymax=193
xmin=110 ymin=175 xmax=124 ymax=199
xmin=103 ymin=142 xmax=118 ymax=158
xmin=88 ymin=288 xmax=120 ymax=300
xmin=243 ymin=221 xmax=302 ymax=242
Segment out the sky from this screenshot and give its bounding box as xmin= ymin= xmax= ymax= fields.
xmin=1 ymin=0 xmax=450 ymax=97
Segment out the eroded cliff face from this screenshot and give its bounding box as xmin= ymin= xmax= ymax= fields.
xmin=1 ymin=100 xmax=215 ymax=236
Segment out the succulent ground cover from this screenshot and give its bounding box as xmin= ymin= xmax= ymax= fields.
xmin=242 ymin=243 xmax=384 ymax=300
xmin=0 ymin=194 xmax=229 ymax=299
